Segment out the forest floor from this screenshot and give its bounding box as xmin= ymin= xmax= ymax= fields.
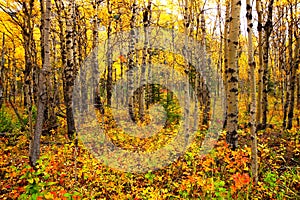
xmin=0 ymin=101 xmax=300 ymax=199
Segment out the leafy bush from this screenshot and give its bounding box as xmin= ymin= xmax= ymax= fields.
xmin=0 ymin=109 xmax=14 ymax=133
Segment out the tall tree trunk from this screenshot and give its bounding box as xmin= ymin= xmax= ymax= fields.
xmin=22 ymin=0 xmax=35 ymax=149
xmin=146 ymin=12 xmax=153 ymax=110
xmin=287 ymin=29 xmax=299 ymax=129
xmin=55 ymin=0 xmax=68 ymax=122
xmin=200 ymin=11 xmax=210 ymax=126
xmin=287 ymin=5 xmax=299 ymax=129
xmin=30 ymin=0 xmax=51 ymax=166
xmin=246 ymin=0 xmax=258 ymax=184
xmin=41 ymin=0 xmax=55 ymax=131
xmin=223 ymin=0 xmax=230 ymax=129
xmin=262 ymin=0 xmax=274 ymax=128
xmin=128 ymin=0 xmax=138 ymax=122
xmin=139 ymin=0 xmax=151 ymax=122
xmin=106 ymin=0 xmax=113 ymax=107
xmin=287 ymin=53 xmax=298 ymax=127
xmin=283 ymin=5 xmax=292 ymax=129
xmin=63 ymin=0 xmax=76 ymax=139
xmin=56 ymin=0 xmax=66 ymax=73
xmin=183 ymin=0 xmax=190 ymax=145
xmin=92 ymin=0 xmax=103 ymax=114
xmin=226 ymin=0 xmax=241 ymax=150
xmin=256 ymin=0 xmax=263 ymax=125
xmin=276 ymin=6 xmax=287 ymax=127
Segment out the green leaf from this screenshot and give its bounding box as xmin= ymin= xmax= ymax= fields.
xmin=35 ymin=170 xmax=42 ymax=176
xmin=73 ymin=191 xmax=81 ymax=196
xmin=28 ymin=178 xmax=34 ymax=184
xmin=145 ymin=171 xmax=155 ymax=181
xmin=20 ymin=172 xmax=29 ymax=179
xmin=34 ymin=177 xmax=40 ymax=183
xmin=63 ymin=193 xmax=72 ymax=197
xmin=46 ymin=182 xmax=57 ymax=186
xmin=218 ymin=181 xmax=225 ymax=187
xmin=19 ymin=193 xmax=28 ymax=200
xmin=43 ymin=173 xmax=50 ymax=180
xmin=30 ymin=193 xmax=39 ymax=200
xmin=10 ymin=165 xmax=17 ymax=171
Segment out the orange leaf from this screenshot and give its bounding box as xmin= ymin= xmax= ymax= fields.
xmin=119 ymin=55 xmax=127 ymax=63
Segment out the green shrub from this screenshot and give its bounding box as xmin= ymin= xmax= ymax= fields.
xmin=0 ymin=109 xmax=14 ymax=133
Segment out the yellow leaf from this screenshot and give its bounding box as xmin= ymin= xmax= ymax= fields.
xmin=44 ymin=193 xmax=54 ymax=199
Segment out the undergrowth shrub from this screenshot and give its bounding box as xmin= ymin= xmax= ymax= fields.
xmin=0 ymin=108 xmax=14 ymax=133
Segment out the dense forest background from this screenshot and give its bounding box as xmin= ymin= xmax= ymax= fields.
xmin=0 ymin=0 xmax=299 ymax=199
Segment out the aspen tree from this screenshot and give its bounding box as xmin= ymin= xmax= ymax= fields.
xmin=63 ymin=0 xmax=76 ymax=139
xmin=287 ymin=5 xmax=298 ymax=129
xmin=107 ymin=0 xmax=113 ymax=107
xmin=22 ymin=0 xmax=36 ymax=147
xmin=262 ymin=0 xmax=274 ymax=128
xmin=30 ymin=0 xmax=51 ymax=166
xmin=92 ymin=0 xmax=104 ymax=114
xmin=183 ymin=0 xmax=190 ymax=145
xmin=277 ymin=6 xmax=286 ymax=113
xmin=226 ymin=0 xmax=241 ymax=150
xmin=200 ymin=11 xmax=210 ymax=126
xmin=55 ymin=0 xmax=66 ymax=71
xmin=256 ymin=0 xmax=263 ymax=125
xmin=139 ymin=0 xmax=152 ymax=122
xmin=246 ymin=0 xmax=258 ymax=183
xmin=283 ymin=6 xmax=292 ymax=129
xmin=128 ymin=0 xmax=138 ymax=122
xmin=223 ymin=0 xmax=230 ymax=129
xmin=40 ymin=0 xmax=55 ymax=130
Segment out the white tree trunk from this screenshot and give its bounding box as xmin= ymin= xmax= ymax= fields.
xmin=246 ymin=0 xmax=258 ymax=184
xmin=226 ymin=0 xmax=241 ymax=150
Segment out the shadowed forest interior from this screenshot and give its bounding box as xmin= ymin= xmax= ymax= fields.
xmin=0 ymin=0 xmax=299 ymax=199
